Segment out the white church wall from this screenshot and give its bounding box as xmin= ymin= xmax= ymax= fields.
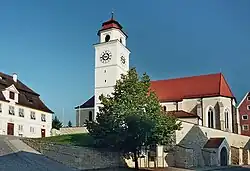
xmin=182 ymin=98 xmax=200 ymax=113
xmin=202 ymin=96 xmax=233 ymax=132
xmin=95 ymin=65 xmax=121 ymax=88
xmin=100 ymin=29 xmax=127 ymax=46
xmin=76 ymin=108 xmax=94 ymax=126
xmin=160 ymin=102 xmax=176 ymax=111
xmin=95 ymin=43 xmax=119 ymax=69
xmin=179 ymin=117 xmax=199 ymax=125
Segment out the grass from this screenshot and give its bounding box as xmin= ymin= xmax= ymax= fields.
xmin=34 ymin=133 xmax=95 ymax=147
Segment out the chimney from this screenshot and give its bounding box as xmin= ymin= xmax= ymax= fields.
xmin=13 ymin=73 xmax=17 ymax=82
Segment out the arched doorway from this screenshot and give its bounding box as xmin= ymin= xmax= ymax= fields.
xmin=220 ymin=147 xmax=228 ymax=166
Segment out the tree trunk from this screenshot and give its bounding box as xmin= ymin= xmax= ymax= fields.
xmin=134 ymin=150 xmax=139 ymax=170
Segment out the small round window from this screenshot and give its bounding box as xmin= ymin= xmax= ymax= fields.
xmin=105 ymin=35 xmax=110 ymax=42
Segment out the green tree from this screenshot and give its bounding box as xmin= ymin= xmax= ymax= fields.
xmin=52 ymin=116 xmax=63 ymax=130
xmin=68 ymin=120 xmax=72 ymax=127
xmin=86 ymin=68 xmax=181 ymax=170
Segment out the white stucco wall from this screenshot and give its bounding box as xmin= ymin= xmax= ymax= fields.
xmin=99 ymin=28 xmax=127 ymax=46
xmin=161 ymin=102 xmax=177 ymax=111
xmin=94 ymin=30 xmax=130 ymax=120
xmin=0 ymin=100 xmax=52 ymax=138
xmin=179 ymin=117 xmax=199 ymax=125
xmin=76 ymin=108 xmax=94 ymax=126
xmin=161 ymin=96 xmax=235 ymax=133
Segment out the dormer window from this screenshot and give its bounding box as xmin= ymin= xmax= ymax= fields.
xmin=25 ymin=94 xmax=33 ymax=103
xmin=9 ymin=91 xmax=15 ymax=100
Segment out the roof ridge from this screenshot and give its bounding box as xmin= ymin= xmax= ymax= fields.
xmin=151 ymin=72 xmax=221 ymax=82
xmin=0 ymin=71 xmax=39 ymax=96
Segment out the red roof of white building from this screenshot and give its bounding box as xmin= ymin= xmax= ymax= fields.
xmin=97 ymin=14 xmax=127 ymax=37
xmin=150 ymin=73 xmax=234 ymax=102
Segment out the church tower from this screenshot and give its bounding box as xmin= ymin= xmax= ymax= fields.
xmin=94 ymin=14 xmax=130 ymax=119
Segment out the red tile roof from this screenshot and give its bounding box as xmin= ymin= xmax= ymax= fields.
xmin=167 ymin=110 xmax=200 ymax=119
xmin=97 ymin=17 xmax=127 ymax=38
xmin=150 ymin=73 xmax=234 ymax=102
xmin=204 ymin=138 xmax=225 ymax=148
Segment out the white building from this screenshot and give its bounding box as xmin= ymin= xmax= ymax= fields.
xmin=0 ymin=72 xmax=53 ymax=138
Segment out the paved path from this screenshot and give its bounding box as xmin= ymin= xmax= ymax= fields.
xmin=0 ymin=135 xmax=79 ymax=171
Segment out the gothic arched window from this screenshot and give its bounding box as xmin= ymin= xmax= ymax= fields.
xmin=208 ymin=107 xmax=214 ymax=128
xmin=225 ymin=109 xmax=229 ymax=129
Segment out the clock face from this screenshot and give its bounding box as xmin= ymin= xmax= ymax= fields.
xmin=120 ymin=56 xmax=126 ymax=65
xmin=100 ymin=50 xmax=112 ymax=63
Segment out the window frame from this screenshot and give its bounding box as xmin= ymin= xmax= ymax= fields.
xmin=18 ymin=125 xmax=23 ymax=132
xmin=224 ymin=109 xmax=229 ymax=129
xmin=247 ymin=105 xmax=250 ymax=110
xmin=9 ymin=106 xmax=15 ymax=115
xmin=30 ymin=111 xmax=36 ymax=120
xmin=30 ymin=126 xmax=35 ymax=133
xmin=207 ymin=107 xmax=215 ymax=128
xmin=9 ymin=91 xmax=15 ymax=100
xmin=242 ymin=115 xmax=248 ymax=120
xmin=41 ymin=114 xmax=46 ymax=122
xmin=247 ymin=96 xmax=250 ymax=101
xmin=242 ymin=124 xmax=249 ymax=131
xmin=19 ymin=108 xmax=24 ymax=117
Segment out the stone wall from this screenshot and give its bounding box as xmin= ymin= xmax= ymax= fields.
xmin=243 ymin=148 xmax=248 ymax=165
xmin=174 ymin=145 xmax=194 ymax=168
xmin=51 ymin=127 xmax=89 ymax=136
xmin=23 ymin=139 xmax=126 ymax=170
xmin=231 ymin=146 xmax=239 ymax=165
xmin=174 ymin=121 xmax=250 ymax=168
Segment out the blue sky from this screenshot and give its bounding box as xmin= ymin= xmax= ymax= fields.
xmin=0 ymin=0 xmax=250 ymax=125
